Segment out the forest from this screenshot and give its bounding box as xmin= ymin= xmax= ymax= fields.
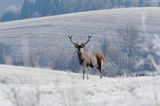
xmin=1 ymin=0 xmax=160 ymax=21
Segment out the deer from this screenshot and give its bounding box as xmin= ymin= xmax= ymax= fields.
xmin=68 ymin=35 xmax=105 ymax=79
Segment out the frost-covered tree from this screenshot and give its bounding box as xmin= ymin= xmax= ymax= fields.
xmin=1 ymin=5 xmax=20 ymax=22
xmin=0 ymin=43 xmax=12 ymax=64
xmin=2 ymin=0 xmax=160 ymax=21
xmin=100 ymin=37 xmax=125 ymax=77
xmin=116 ymin=24 xmax=143 ymax=76
xmin=136 ymin=34 xmax=160 ymax=75
xmin=21 ymin=0 xmax=36 ymax=18
xmin=100 ymin=38 xmax=110 ymax=57
xmin=67 ymin=52 xmax=80 ymax=73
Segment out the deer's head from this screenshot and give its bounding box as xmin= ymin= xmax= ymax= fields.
xmin=68 ymin=35 xmax=92 ymax=53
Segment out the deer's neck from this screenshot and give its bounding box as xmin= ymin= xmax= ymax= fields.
xmin=77 ymin=50 xmax=95 ymax=68
xmin=77 ymin=50 xmax=86 ymax=65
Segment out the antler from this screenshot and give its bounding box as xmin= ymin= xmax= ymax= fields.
xmin=68 ymin=35 xmax=78 ymax=45
xmin=82 ymin=35 xmax=92 ymax=45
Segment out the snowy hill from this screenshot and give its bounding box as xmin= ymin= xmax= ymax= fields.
xmin=1 ymin=7 xmax=160 ymax=40
xmin=0 ymin=64 xmax=160 ymax=106
xmin=0 ymin=7 xmax=160 ymax=69
xmin=0 ymin=7 xmax=160 ymax=76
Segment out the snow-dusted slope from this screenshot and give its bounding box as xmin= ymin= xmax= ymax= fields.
xmin=0 ymin=7 xmax=160 ymax=51
xmin=0 ymin=65 xmax=160 ymax=106
xmin=0 ymin=7 xmax=160 ymax=70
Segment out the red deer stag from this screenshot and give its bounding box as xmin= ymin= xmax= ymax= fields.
xmin=69 ymin=35 xmax=105 ymax=79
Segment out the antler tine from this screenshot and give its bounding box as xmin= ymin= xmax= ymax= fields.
xmin=82 ymin=35 xmax=92 ymax=45
xmin=68 ymin=35 xmax=77 ymax=45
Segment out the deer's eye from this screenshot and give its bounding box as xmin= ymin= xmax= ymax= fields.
xmin=81 ymin=44 xmax=85 ymax=48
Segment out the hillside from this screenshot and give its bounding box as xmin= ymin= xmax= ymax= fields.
xmin=0 ymin=7 xmax=160 ymax=44
xmin=0 ymin=64 xmax=160 ymax=106
xmin=0 ymin=7 xmax=160 ymax=75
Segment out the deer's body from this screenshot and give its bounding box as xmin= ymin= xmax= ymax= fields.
xmin=69 ymin=35 xmax=105 ymax=79
xmin=78 ymin=50 xmax=104 ymax=79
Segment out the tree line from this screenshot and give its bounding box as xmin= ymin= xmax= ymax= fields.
xmin=1 ymin=23 xmax=160 ymax=77
xmin=1 ymin=0 xmax=160 ymax=21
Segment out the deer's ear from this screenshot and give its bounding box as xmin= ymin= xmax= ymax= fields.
xmin=81 ymin=43 xmax=85 ymax=48
xmin=74 ymin=44 xmax=78 ymax=48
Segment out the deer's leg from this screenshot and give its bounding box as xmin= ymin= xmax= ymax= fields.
xmin=82 ymin=67 xmax=85 ymax=79
xmin=99 ymin=67 xmax=102 ymax=79
xmin=87 ymin=67 xmax=89 ymax=80
xmin=100 ymin=69 xmax=103 ymax=79
xmin=97 ymin=67 xmax=102 ymax=79
xmin=97 ymin=65 xmax=103 ymax=79
xmin=83 ymin=70 xmax=85 ymax=79
xmin=100 ymin=61 xmax=104 ymax=79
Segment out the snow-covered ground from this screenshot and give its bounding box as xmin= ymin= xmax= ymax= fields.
xmin=0 ymin=64 xmax=160 ymax=106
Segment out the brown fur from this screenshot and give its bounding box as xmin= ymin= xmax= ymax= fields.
xmin=78 ymin=50 xmax=105 ymax=79
xmin=69 ymin=35 xmax=105 ymax=79
xmin=94 ymin=52 xmax=105 ymax=72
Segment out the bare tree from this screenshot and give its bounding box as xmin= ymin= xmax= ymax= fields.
xmin=67 ymin=52 xmax=80 ymax=73
xmin=116 ymin=24 xmax=142 ymax=76
xmin=0 ymin=43 xmax=12 ymax=64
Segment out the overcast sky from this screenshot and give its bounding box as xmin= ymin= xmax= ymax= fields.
xmin=0 ymin=0 xmax=24 ymax=16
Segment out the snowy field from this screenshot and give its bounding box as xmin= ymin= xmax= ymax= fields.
xmin=0 ymin=64 xmax=160 ymax=106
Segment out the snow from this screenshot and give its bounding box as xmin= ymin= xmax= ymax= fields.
xmin=0 ymin=64 xmax=160 ymax=106
xmin=0 ymin=7 xmax=160 ymax=105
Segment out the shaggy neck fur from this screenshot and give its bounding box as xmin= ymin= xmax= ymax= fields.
xmin=77 ymin=49 xmax=94 ymax=67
